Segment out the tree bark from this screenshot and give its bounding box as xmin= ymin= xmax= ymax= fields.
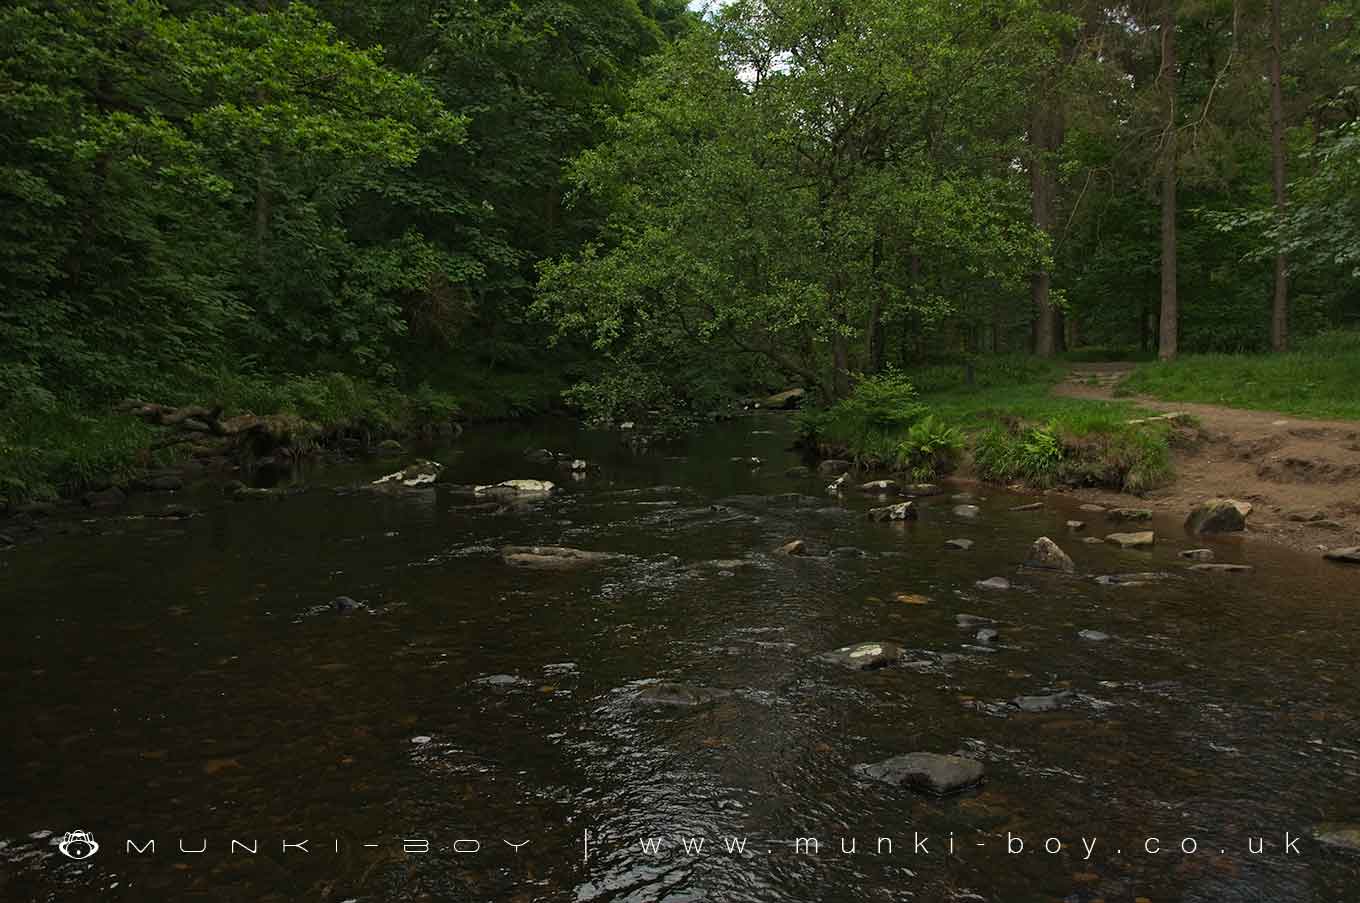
xmin=1030 ymin=100 xmax=1061 ymax=358
xmin=1269 ymin=0 xmax=1289 ymax=352
xmin=1158 ymin=2 xmax=1179 ymax=362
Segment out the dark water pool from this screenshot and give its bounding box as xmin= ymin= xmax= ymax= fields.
xmin=2 ymin=414 xmax=1359 ymax=902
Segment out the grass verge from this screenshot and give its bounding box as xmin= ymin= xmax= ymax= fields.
xmin=1117 ymin=329 xmax=1360 ymax=420
xmin=799 ymin=356 xmax=1180 ymax=493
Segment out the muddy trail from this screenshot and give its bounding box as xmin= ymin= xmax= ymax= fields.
xmin=1054 ymin=364 xmax=1360 ymax=554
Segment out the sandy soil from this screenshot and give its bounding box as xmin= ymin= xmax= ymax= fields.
xmin=1050 ymin=363 xmax=1360 ymax=554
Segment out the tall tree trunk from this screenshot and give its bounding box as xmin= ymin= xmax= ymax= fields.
xmin=865 ymin=238 xmax=886 ymax=373
xmin=1158 ymin=2 xmax=1179 ymax=362
xmin=1030 ymin=100 xmax=1061 ymax=357
xmin=1269 ymin=0 xmax=1289 ymax=352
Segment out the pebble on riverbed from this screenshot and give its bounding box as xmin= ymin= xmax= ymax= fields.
xmin=855 ymin=752 xmax=985 ymax=795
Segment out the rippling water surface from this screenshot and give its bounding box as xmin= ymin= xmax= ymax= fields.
xmin=2 ymin=414 xmax=1359 ymax=902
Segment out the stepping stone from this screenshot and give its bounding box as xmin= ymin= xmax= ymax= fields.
xmin=818 ymin=642 xmax=905 ymax=671
xmin=856 ymin=752 xmax=985 ymax=795
xmin=1189 ymin=563 xmax=1254 ymax=574
xmin=1106 ymin=531 xmax=1155 ymax=549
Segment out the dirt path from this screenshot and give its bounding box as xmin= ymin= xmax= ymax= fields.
xmin=1053 ymin=364 xmax=1360 ymax=554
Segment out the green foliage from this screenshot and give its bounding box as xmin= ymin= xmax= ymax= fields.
xmin=895 ymin=415 xmax=965 ymax=481
xmin=972 ymin=415 xmax=1173 ymax=493
xmin=0 ymin=403 xmax=159 ymax=503
xmin=797 ymin=373 xmax=928 ymax=463
xmin=1117 ymin=329 xmax=1360 ymax=420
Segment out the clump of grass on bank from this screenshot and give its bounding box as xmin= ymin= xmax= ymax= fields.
xmin=799 ymin=357 xmax=1179 ymax=493
xmin=1117 ymin=329 xmax=1360 ymax=420
xmin=1 ymin=371 xmax=468 ymax=506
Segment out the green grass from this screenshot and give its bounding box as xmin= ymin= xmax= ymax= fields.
xmin=1 ymin=405 xmax=161 ymax=503
xmin=1117 ymin=329 xmax=1360 ymax=420
xmin=800 ymin=356 xmax=1180 ymax=493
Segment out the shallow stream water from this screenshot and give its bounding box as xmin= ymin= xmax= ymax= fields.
xmin=2 ymin=414 xmax=1359 ymax=902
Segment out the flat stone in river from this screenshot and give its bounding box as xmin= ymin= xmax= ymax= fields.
xmin=501 ymin=546 xmax=618 ymax=569
xmin=1106 ymin=531 xmax=1156 ymax=549
xmin=1013 ymin=691 xmax=1074 ymax=713
xmin=1323 ymin=547 xmax=1360 ymax=565
xmin=818 ymin=642 xmax=905 ymax=671
xmin=868 ymin=501 xmax=916 ymax=521
xmin=856 ymin=752 xmax=985 ymax=795
xmin=637 ymin=683 xmax=733 ymax=708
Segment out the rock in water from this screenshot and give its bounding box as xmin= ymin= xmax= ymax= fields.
xmin=976 ymin=577 xmax=1011 ymax=591
xmin=1314 ymin=823 xmax=1360 ymax=853
xmin=1188 ymin=563 xmax=1254 ymax=575
xmin=1011 ymin=502 xmax=1043 ymax=512
xmin=1078 ymin=629 xmax=1110 ymax=642
xmin=763 ymin=388 xmax=806 ymax=409
xmin=82 ymin=487 xmax=126 ymax=509
xmin=856 ymin=752 xmax=985 ymax=795
xmin=372 ymin=460 xmax=444 ymax=488
xmin=1024 ymin=536 xmax=1075 ymax=572
xmin=817 ymin=459 xmax=852 ymax=476
xmin=1106 ymin=531 xmax=1156 ymax=549
xmin=976 ymin=628 xmax=999 ymax=644
xmin=775 ymin=539 xmax=807 ymax=556
xmin=860 ymin=479 xmax=898 ymax=492
xmin=1108 ymin=507 xmax=1153 ymax=522
xmin=1013 ymin=691 xmax=1074 ymax=713
xmin=637 ymin=683 xmax=732 ymax=707
xmin=902 ymin=483 xmax=944 ymax=497
xmin=953 ymin=504 xmax=981 ymax=518
xmin=944 ymin=538 xmax=975 ymax=551
xmin=1323 ymin=547 xmax=1360 ymax=565
xmin=1180 ymin=548 xmax=1215 ymax=561
xmin=1185 ymin=498 xmax=1252 ymax=534
xmin=868 ymin=501 xmax=916 ymax=522
xmin=826 ymin=474 xmax=849 ymax=495
xmin=818 ymin=642 xmax=905 ymax=671
xmin=332 ymin=595 xmax=365 ymax=614
xmin=474 ymin=478 xmax=555 ymax=497
xmin=501 ymin=546 xmax=617 ymax=569
xmin=785 ymin=465 xmax=812 ymax=478
xmin=1066 ymin=520 xmax=1086 ymax=530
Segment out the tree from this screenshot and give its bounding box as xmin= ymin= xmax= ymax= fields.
xmin=1158 ymin=0 xmax=1180 ymax=361
xmin=1268 ymin=0 xmax=1288 ymax=351
xmin=537 ymin=0 xmax=1053 ymax=419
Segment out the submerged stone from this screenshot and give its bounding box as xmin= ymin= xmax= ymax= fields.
xmin=953 ymin=504 xmax=981 ymax=518
xmin=944 ymin=538 xmax=975 ymax=551
xmin=1180 ymin=548 xmax=1215 ymax=561
xmin=1107 ymin=507 xmax=1153 ymax=521
xmin=856 ymin=752 xmax=985 ymax=795
xmin=637 ymin=683 xmax=733 ymax=708
xmin=1078 ymin=630 xmax=1110 ymax=642
xmin=976 ymin=577 xmax=1011 ymax=591
xmin=1188 ymin=563 xmax=1254 ymax=575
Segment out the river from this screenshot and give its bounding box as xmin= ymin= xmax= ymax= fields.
xmin=2 ymin=414 xmax=1359 ymax=902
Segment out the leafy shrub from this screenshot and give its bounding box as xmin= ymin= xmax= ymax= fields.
xmin=797 ymin=372 xmax=927 ymax=461
xmin=894 ymin=415 xmax=964 ymax=480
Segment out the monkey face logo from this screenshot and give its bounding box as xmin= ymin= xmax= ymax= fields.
xmin=57 ymin=830 xmax=99 ymax=860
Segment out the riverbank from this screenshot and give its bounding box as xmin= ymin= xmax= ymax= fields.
xmin=797 ymin=355 xmax=1360 ymax=557
xmin=1053 ymin=367 xmax=1360 ymax=555
xmin=0 ymin=370 xmax=561 ymax=511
